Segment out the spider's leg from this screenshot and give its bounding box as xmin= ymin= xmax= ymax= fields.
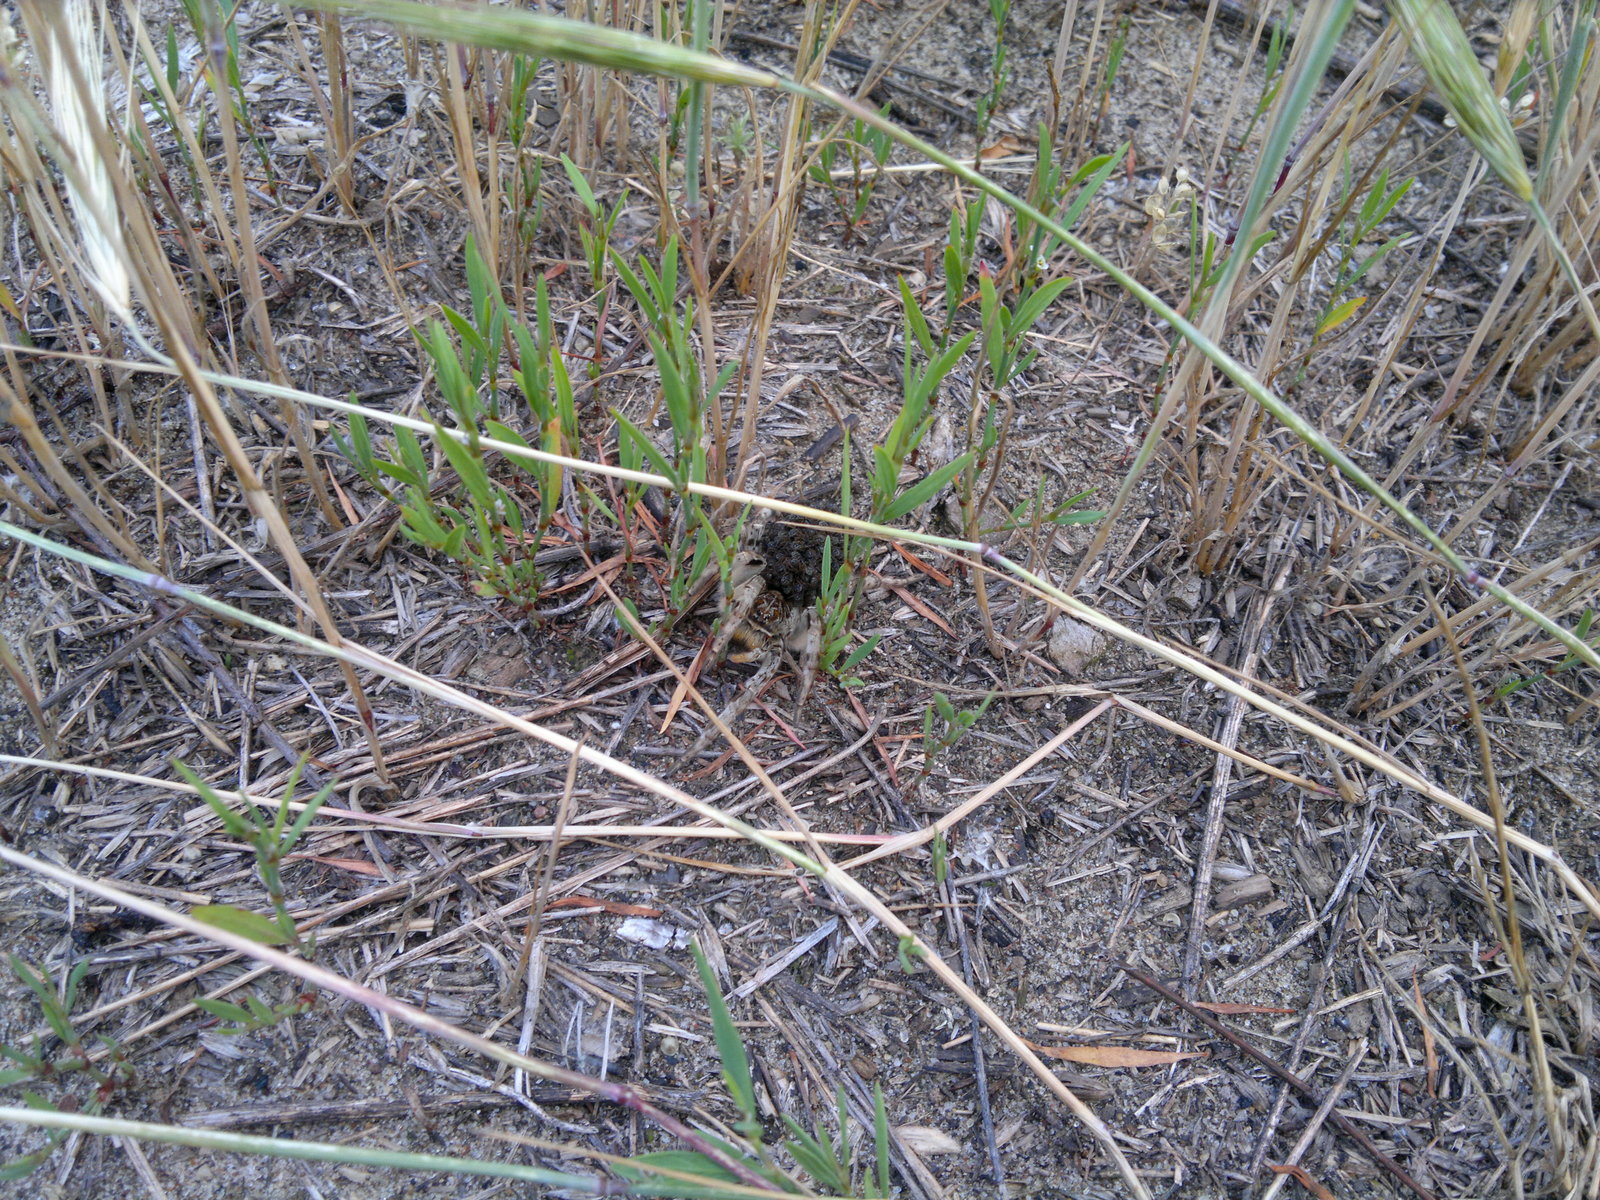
xmin=786 ymin=608 xmax=821 ymax=710
xmin=711 ymin=571 xmax=765 ymax=662
xmin=685 ymin=655 xmax=783 ymax=757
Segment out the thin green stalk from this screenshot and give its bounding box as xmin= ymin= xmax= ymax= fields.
xmin=0 ymin=1106 xmax=643 ymax=1193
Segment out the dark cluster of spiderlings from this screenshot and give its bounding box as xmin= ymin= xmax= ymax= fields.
xmin=758 ymin=522 xmax=832 ymax=607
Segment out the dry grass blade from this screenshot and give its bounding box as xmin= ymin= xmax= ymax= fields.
xmin=1427 ymin=584 xmax=1569 ymax=1191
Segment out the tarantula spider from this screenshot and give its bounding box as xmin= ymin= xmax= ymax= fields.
xmin=710 ymin=549 xmax=822 ymax=709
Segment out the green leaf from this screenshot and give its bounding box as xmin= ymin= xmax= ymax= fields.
xmin=483 ymin=419 xmax=530 ymax=451
xmin=193 ymin=997 xmax=255 ymax=1026
xmin=191 ymin=905 xmax=295 ymax=945
xmin=691 ymin=940 xmax=757 ymax=1128
xmin=872 ymin=1083 xmax=891 ymax=1198
xmin=435 ymin=423 xmax=494 ymax=511
xmin=559 ymin=152 xmax=600 ymax=217
xmin=334 ymin=411 xmax=373 ymax=475
xmin=173 ymin=760 xmax=256 ymax=841
xmin=896 ymin=935 xmax=924 ymax=973
xmin=613 ymin=411 xmax=680 ymax=489
xmin=371 ymin=456 xmax=424 ymax=491
xmin=395 ymin=425 xmax=430 ymax=483
xmin=283 ymin=777 xmax=336 ymax=850
xmin=399 ymin=498 xmax=452 ymax=549
xmin=464 ymin=233 xmax=496 ymax=329
xmin=0 ymin=1144 xmax=55 ymax=1180
xmin=609 ymin=252 xmax=658 ymax=332
xmin=1345 ymin=234 xmax=1407 ymax=287
xmin=1010 ymin=277 xmax=1073 ymax=339
xmin=838 ymin=633 xmax=881 ymax=675
xmin=898 ymin=275 xmax=935 ymax=358
xmin=612 ymin=1150 xmax=753 ymax=1198
xmin=915 ymin=330 xmax=976 ymax=407
xmin=438 ymin=304 xmax=488 ymax=362
xmin=1060 ymin=142 xmax=1127 ymax=232
xmin=9 ymin=961 xmax=72 ymax=1045
xmin=781 ymin=1117 xmax=846 ymax=1191
xmin=707 ymin=360 xmax=739 ymax=404
xmin=883 ymin=451 xmax=973 ymax=523
xmin=1317 ymin=295 xmax=1366 ymax=336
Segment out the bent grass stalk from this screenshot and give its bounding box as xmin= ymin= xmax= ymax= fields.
xmin=289 ymin=0 xmax=1600 ymax=678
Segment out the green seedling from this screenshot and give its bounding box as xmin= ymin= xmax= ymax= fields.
xmin=1 ymin=960 xmax=132 ymax=1184
xmin=507 ymin=59 xmax=545 ymax=251
xmin=334 ymin=240 xmax=577 ymax=610
xmin=987 ymin=475 xmax=1103 ymax=541
xmin=1093 ymin=13 xmax=1131 ymax=134
xmin=879 ymin=277 xmax=976 ymax=524
xmin=1 ymin=957 xmax=135 ymax=1179
xmin=814 ymin=515 xmax=880 ymax=686
xmin=1310 ymin=163 xmax=1413 ymax=344
xmin=807 ymin=104 xmax=894 ymax=240
xmin=174 ymin=758 xmax=328 ymax=1039
xmin=718 ymin=112 xmax=753 ymax=162
xmin=175 ymin=756 xmax=332 ymax=953
xmin=179 ymin=0 xmax=276 ymax=189
xmin=975 ymin=0 xmax=1012 ymax=143
xmin=611 ymin=236 xmax=737 ymax=608
xmin=946 ymin=270 xmax=1081 ymax=548
xmin=921 ymin=690 xmax=995 ymax=778
xmin=126 ymin=28 xmax=204 ymax=205
xmin=977 ymin=270 xmax=1072 ymax=394
xmin=944 ymin=195 xmax=988 ymax=333
xmin=193 ymin=991 xmax=316 ymax=1037
xmin=1009 ymin=133 xmax=1125 ymax=293
xmin=614 ymin=940 xmax=894 ymax=1197
xmin=1226 ymin=7 xmax=1292 ymax=179
xmin=896 ymin=935 xmax=926 ymax=974
xmin=1494 ymin=607 xmax=1600 ymax=702
xmin=560 ymin=152 xmax=630 ymax=292
xmin=807 ymin=283 xmax=976 ymax=678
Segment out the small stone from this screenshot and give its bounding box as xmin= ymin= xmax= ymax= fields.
xmin=1047 ymin=618 xmax=1107 ymax=676
xmin=1168 ymin=575 xmax=1204 ymax=614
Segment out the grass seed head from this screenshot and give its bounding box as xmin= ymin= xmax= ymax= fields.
xmin=41 ymin=0 xmax=132 ymax=322
xmin=1393 ymin=0 xmax=1534 ymax=203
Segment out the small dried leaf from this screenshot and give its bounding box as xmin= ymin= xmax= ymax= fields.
xmin=1192 ymin=1000 xmax=1296 ymax=1016
xmin=895 ymin=1125 xmax=963 ymax=1155
xmin=979 ymin=133 xmax=1026 ymax=161
xmin=1023 ymin=1037 xmax=1206 ymax=1068
xmin=1267 ymin=1163 xmax=1336 ymax=1200
xmin=289 ymin=854 xmax=385 ymax=877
